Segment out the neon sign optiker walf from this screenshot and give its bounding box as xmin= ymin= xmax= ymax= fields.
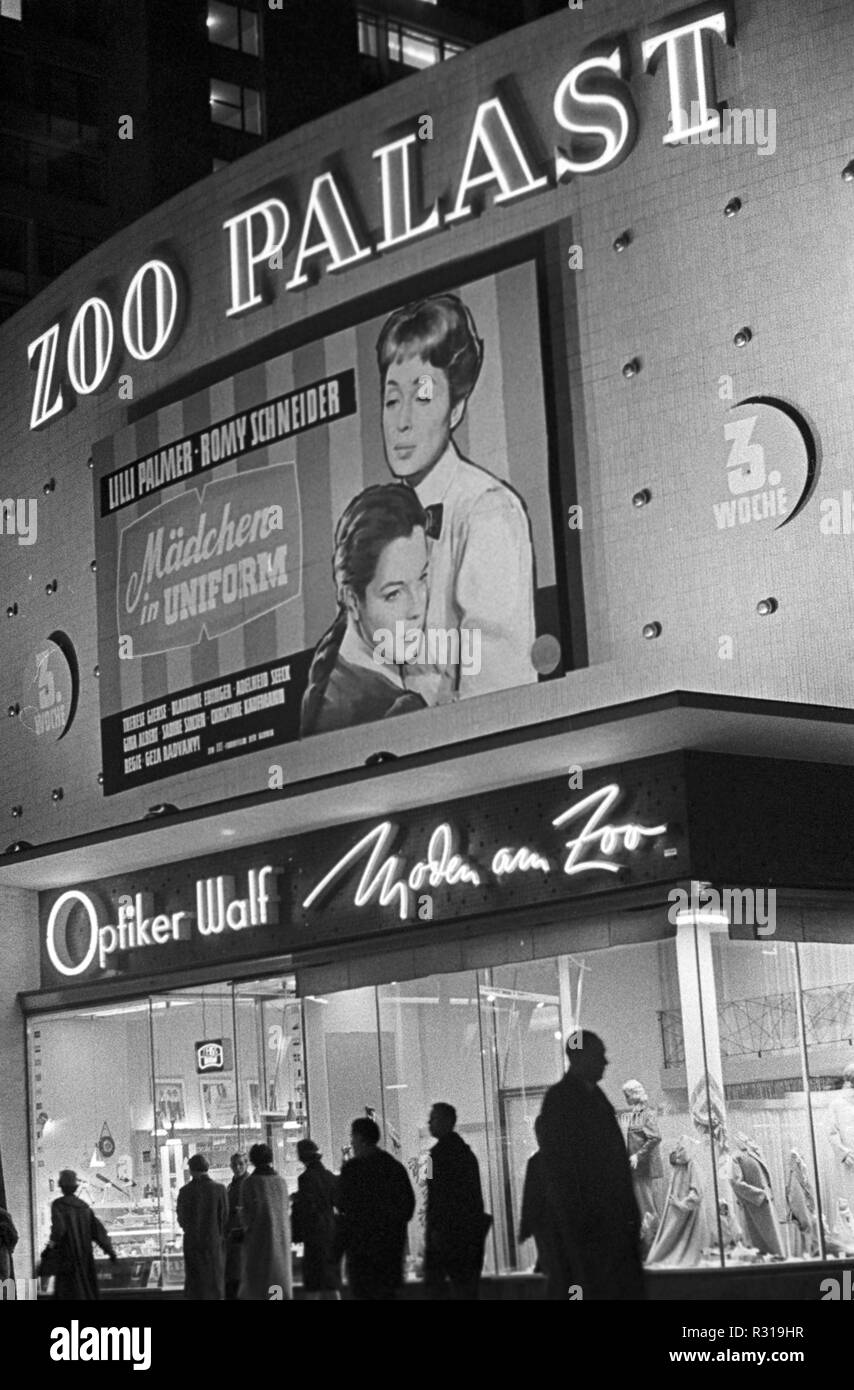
xmin=45 ymin=866 xmax=281 ymax=978
xmin=27 ymin=3 xmax=735 ymax=431
xmin=302 ymin=783 xmax=669 ymax=922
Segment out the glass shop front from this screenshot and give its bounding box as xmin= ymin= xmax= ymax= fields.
xmin=26 ymin=916 xmax=854 ymax=1292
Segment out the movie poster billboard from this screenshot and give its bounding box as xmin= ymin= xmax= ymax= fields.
xmin=93 ymin=255 xmax=565 ymax=795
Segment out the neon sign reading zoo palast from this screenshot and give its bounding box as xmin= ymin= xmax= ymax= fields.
xmin=302 ymin=784 xmax=668 ymax=922
xmin=27 ymin=4 xmax=734 ymax=430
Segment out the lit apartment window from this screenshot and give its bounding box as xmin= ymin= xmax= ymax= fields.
xmin=0 ymin=1 xmax=23 ymax=21
xmin=389 ymin=26 xmax=440 ymax=69
xmin=210 ymin=78 xmax=262 ymax=134
xmin=357 ymin=10 xmax=466 ymax=71
xmin=358 ymin=13 xmax=380 ymax=58
xmin=207 ymin=1 xmax=259 ymax=57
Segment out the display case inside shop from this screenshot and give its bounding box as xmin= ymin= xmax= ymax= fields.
xmin=28 ymin=978 xmax=306 ymax=1291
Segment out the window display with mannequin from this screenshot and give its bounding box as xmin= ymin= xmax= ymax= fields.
xmin=827 ymin=1063 xmax=854 ymax=1213
xmin=646 ymin=1136 xmax=708 ymax=1267
xmin=728 ymin=1132 xmax=784 ymax=1258
xmin=621 ymin=1079 xmax=663 ymax=1235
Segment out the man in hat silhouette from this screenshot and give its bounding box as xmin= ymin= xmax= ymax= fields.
xmin=293 ymin=1138 xmax=340 ymax=1299
xmin=176 ymin=1153 xmax=228 ymax=1300
xmin=537 ymin=1032 xmax=645 ymax=1300
xmin=48 ymin=1169 xmax=117 ymax=1300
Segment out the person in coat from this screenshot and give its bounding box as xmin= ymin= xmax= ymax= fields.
xmin=423 ymin=1102 xmax=487 ymax=1299
xmin=225 ymin=1152 xmax=248 ymax=1301
xmin=0 ymin=1204 xmax=19 ymax=1285
xmin=292 ymin=1138 xmax=340 ymax=1299
xmin=49 ymin=1169 xmax=117 ymax=1300
xmin=238 ymin=1142 xmax=293 ymax=1300
xmin=537 ymin=1031 xmax=645 ymax=1300
xmin=335 ymin=1116 xmax=415 ymax=1299
xmin=518 ymin=1116 xmax=564 ymax=1296
xmin=176 ymin=1153 xmax=228 ymax=1300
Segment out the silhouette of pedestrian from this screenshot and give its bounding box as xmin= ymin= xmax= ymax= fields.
xmin=225 ymin=1152 xmax=248 ymax=1300
xmin=48 ymin=1169 xmax=117 ymax=1300
xmin=292 ymin=1138 xmax=340 ymax=1300
xmin=176 ymin=1153 xmax=228 ymax=1300
xmin=537 ymin=1031 xmax=645 ymax=1300
xmin=239 ymin=1142 xmax=293 ymax=1300
xmin=424 ymin=1102 xmax=488 ymax=1299
xmin=335 ymin=1116 xmax=415 ymax=1300
xmin=0 ymin=1204 xmax=18 ymax=1285
xmin=518 ymin=1116 xmax=563 ymax=1297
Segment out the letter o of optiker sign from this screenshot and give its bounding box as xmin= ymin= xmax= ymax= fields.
xmin=122 ymin=259 xmax=180 ymax=362
xmin=45 ymin=889 xmax=100 ymax=977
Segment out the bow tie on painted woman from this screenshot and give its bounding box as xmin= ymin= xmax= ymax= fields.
xmin=424 ymin=503 xmax=443 ymax=539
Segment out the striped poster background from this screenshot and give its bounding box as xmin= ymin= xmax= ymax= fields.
xmin=94 ymin=258 xmax=556 ymax=738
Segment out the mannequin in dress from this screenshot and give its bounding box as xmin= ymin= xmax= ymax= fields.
xmin=647 ymin=1138 xmax=709 ymax=1267
xmin=622 ymin=1080 xmax=664 ymax=1227
xmin=729 ymin=1132 xmax=784 ymax=1257
xmin=785 ymin=1150 xmax=818 ymax=1258
xmin=828 ymin=1063 xmax=854 ymax=1214
xmin=835 ymin=1199 xmax=854 ymax=1251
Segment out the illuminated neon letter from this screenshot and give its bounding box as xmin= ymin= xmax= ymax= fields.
xmin=223 ymin=197 xmax=291 ymax=316
xmin=286 ymin=173 xmax=371 ymax=290
xmin=67 ymin=297 xmax=114 ymax=396
xmin=46 ymin=889 xmax=100 ymax=977
xmin=122 ymin=260 xmax=180 ymax=362
xmin=641 ymin=4 xmax=733 ymax=144
xmin=27 ymin=322 xmax=64 ymax=430
xmin=303 ymin=821 xmax=410 ymax=920
xmin=552 ymin=784 xmax=667 ymax=875
xmin=553 ymin=47 xmax=638 ymax=179
xmin=373 ymin=133 xmax=441 ymax=251
xmin=447 ymin=97 xmax=548 ymax=224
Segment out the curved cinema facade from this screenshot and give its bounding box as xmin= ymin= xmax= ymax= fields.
xmin=1 ymin=0 xmax=854 ymax=1299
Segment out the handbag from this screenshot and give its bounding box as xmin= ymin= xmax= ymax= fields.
xmin=36 ymin=1242 xmax=63 ymax=1279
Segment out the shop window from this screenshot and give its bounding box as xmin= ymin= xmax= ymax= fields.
xmin=798 ymin=941 xmax=854 ymax=1255
xmin=303 ymin=987 xmax=384 ymax=1173
xmin=210 ymin=77 xmax=262 ymax=135
xmin=207 ymin=0 xmax=259 ymax=56
xmin=29 ymin=927 xmax=852 ymax=1293
xmin=149 ymin=980 xmax=303 ymax=1290
xmin=377 ymin=973 xmax=495 ymax=1277
xmin=28 ymin=1002 xmax=159 ymax=1293
xmin=29 ymin=976 xmax=303 ymax=1293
